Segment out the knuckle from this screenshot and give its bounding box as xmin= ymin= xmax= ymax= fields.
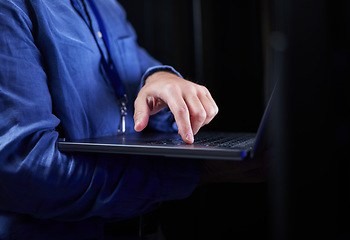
xmin=161 ymin=82 xmax=182 ymax=99
xmin=182 ymin=81 xmax=198 ymax=93
xmin=165 ymin=82 xmax=180 ymax=93
xmin=199 ymin=85 xmax=209 ymax=94
xmin=192 ymin=110 xmax=207 ymax=123
xmin=174 ymin=104 xmax=189 ymax=116
xmin=196 ymin=85 xmax=209 ymax=96
xmin=209 ymin=105 xmax=219 ymax=118
xmin=203 ymin=106 xmax=218 ymax=125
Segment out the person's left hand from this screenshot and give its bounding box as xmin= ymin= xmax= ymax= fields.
xmin=134 ymin=71 xmax=219 ymax=144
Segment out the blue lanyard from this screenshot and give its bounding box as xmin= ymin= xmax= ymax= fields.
xmin=86 ymin=0 xmax=126 ymax=99
xmin=71 ymin=0 xmax=128 ymax=132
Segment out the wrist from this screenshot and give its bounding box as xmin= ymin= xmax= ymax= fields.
xmin=145 ymin=71 xmax=178 ymax=85
xmin=141 ymin=65 xmax=183 ymax=87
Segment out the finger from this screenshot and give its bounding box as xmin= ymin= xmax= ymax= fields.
xmin=133 ymin=95 xmax=150 ymax=132
xmin=165 ymin=95 xmax=194 ymax=144
xmin=184 ymin=94 xmax=207 ymax=135
xmin=198 ymin=87 xmax=219 ymax=125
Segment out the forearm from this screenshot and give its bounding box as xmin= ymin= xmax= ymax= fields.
xmin=0 ymin=1 xmax=200 ymax=220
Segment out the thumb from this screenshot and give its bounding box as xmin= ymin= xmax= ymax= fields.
xmin=134 ymin=97 xmax=150 ymax=132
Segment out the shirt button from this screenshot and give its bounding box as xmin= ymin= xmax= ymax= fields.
xmin=97 ymin=31 xmax=103 ymax=39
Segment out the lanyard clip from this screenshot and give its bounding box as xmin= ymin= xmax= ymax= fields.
xmin=118 ymin=94 xmax=128 ymax=133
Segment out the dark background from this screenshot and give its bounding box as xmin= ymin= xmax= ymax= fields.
xmin=118 ymin=0 xmax=349 ymax=239
xmin=117 ymin=1 xmax=269 ymax=239
xmin=118 ymin=0 xmax=266 ymax=133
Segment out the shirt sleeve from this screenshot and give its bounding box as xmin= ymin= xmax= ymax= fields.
xmin=0 ymin=0 xmax=199 ymax=221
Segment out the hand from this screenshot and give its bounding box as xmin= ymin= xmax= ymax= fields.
xmin=134 ymin=71 xmax=218 ymax=144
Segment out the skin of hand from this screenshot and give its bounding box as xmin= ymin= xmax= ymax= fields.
xmin=134 ymin=71 xmax=219 ymax=144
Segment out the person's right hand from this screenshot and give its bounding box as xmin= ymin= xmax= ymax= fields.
xmin=134 ymin=71 xmax=218 ymax=144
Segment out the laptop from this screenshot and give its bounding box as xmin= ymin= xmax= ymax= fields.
xmin=58 ymin=87 xmax=274 ymax=161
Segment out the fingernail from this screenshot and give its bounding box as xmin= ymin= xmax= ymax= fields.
xmin=185 ymin=133 xmax=194 ymax=143
xmin=134 ymin=118 xmax=142 ymax=131
xmin=135 ymin=118 xmax=141 ymax=127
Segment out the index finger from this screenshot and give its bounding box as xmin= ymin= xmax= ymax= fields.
xmin=133 ymin=94 xmax=150 ymax=132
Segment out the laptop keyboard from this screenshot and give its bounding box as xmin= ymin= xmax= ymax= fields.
xmin=196 ymin=135 xmax=255 ymax=148
xmin=150 ymin=135 xmax=256 ymax=149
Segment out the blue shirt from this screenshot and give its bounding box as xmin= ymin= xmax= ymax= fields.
xmin=0 ymin=0 xmax=200 ymax=239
